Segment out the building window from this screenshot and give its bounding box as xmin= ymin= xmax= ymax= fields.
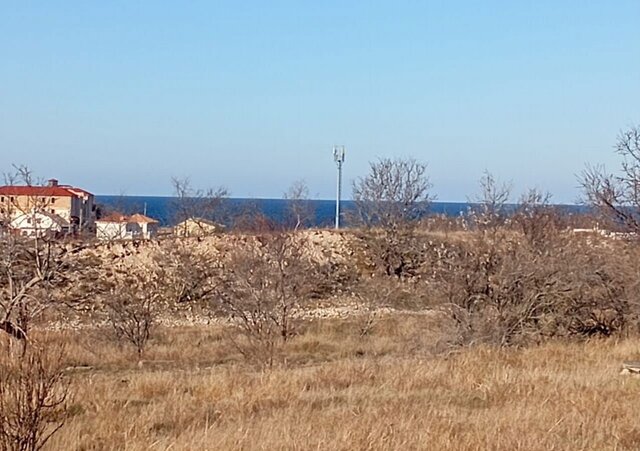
xmin=51 ymin=198 xmax=55 ymax=204
xmin=0 ymin=197 xmax=4 ymax=202
xmin=51 ymin=209 xmax=55 ymax=214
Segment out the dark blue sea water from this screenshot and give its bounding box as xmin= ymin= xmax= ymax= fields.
xmin=96 ymin=196 xmax=477 ymax=227
xmin=96 ymin=196 xmax=585 ymax=228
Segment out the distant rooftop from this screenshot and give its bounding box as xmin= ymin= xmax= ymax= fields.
xmin=0 ymin=179 xmax=94 ymax=198
xmin=97 ymin=213 xmax=158 ymax=224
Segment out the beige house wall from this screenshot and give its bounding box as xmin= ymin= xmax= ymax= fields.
xmin=0 ymin=195 xmax=70 ymax=216
xmin=0 ymin=195 xmax=89 ymax=225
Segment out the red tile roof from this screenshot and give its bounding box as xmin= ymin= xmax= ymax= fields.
xmin=0 ymin=186 xmax=76 ymax=197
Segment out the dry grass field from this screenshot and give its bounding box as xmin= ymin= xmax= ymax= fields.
xmin=3 ymin=206 xmax=640 ymax=450
xmin=14 ymin=314 xmax=637 ymax=451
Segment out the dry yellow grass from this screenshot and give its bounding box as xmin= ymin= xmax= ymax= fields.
xmin=26 ymin=315 xmax=640 ymax=450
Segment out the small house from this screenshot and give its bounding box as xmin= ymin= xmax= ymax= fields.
xmin=174 ymin=217 xmax=224 ymax=237
xmin=10 ymin=210 xmax=71 ymax=238
xmin=96 ymin=213 xmax=159 ymax=241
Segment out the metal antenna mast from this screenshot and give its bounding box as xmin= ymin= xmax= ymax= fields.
xmin=333 ymin=145 xmax=346 ymax=229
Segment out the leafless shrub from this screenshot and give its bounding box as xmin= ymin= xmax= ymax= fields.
xmin=103 ymin=267 xmax=165 ymax=356
xmin=0 ymin=343 xmax=71 ymax=451
xmin=580 ymin=124 xmax=640 ymax=234
xmin=311 ymin=258 xmax=360 ymax=299
xmin=0 ymin=233 xmax=100 ymax=342
xmin=563 ymin=264 xmax=632 ymax=336
xmin=216 ymin=233 xmax=320 ymax=367
xmin=512 ymin=188 xmax=565 ymax=250
xmin=427 ymin=228 xmax=638 ymax=346
xmin=230 ymin=203 xmax=280 ymax=233
xmin=283 ymin=179 xmax=314 ymax=231
xmin=416 ymin=170 xmax=638 ymax=346
xmin=467 ymin=171 xmax=512 ymax=236
xmin=159 ymin=240 xmax=221 ymax=306
xmin=351 ymin=157 xmax=433 ymax=278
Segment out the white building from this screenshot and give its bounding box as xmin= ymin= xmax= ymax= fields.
xmin=10 ymin=210 xmax=71 ymax=238
xmin=96 ymin=213 xmax=159 ymax=241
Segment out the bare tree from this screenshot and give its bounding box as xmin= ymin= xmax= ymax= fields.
xmin=216 ymin=233 xmax=318 ymax=367
xmin=103 ymin=266 xmax=165 ymax=357
xmin=0 ymin=168 xmax=99 ymax=342
xmin=513 ymin=188 xmax=564 ymax=249
xmin=580 ymin=124 xmax=640 ymax=234
xmin=352 ymin=158 xmax=433 ymax=227
xmin=171 ymin=177 xmax=228 ymax=236
xmin=0 ymin=343 xmax=71 ymax=451
xmin=3 ymin=164 xmax=40 ymax=188
xmin=283 ymin=179 xmax=314 ymax=231
xmin=468 ymin=171 xmax=512 ymax=234
xmin=351 ymin=157 xmax=433 ymax=278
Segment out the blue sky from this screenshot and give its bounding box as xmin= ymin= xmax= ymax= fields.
xmin=1 ymin=1 xmax=638 ymax=202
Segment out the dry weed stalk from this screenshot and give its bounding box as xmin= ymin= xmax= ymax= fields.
xmin=0 ymin=343 xmax=71 ymax=451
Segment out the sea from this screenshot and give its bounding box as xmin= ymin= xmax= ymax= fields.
xmin=96 ymin=196 xmax=586 ymax=228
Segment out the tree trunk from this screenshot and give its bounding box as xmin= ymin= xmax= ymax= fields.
xmin=0 ymin=321 xmax=27 ymax=340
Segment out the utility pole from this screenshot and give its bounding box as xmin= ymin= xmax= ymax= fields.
xmin=333 ymin=145 xmax=346 ymax=229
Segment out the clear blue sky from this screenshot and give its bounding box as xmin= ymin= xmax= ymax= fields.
xmin=1 ymin=1 xmax=638 ymax=202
